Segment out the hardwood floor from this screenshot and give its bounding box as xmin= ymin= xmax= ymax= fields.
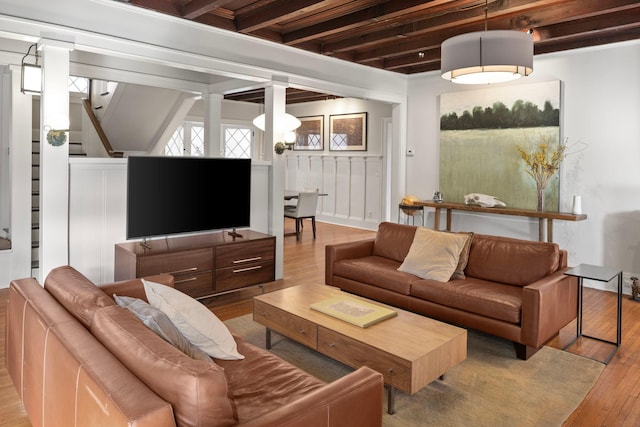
xmin=1 ymin=221 xmax=639 ymax=426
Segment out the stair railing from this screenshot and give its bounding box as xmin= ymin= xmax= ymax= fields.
xmin=81 ymin=98 xmax=123 ymax=158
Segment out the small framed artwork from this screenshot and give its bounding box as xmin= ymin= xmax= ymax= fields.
xmin=329 ymin=112 xmax=367 ymax=151
xmin=294 ymin=115 xmax=324 ymax=151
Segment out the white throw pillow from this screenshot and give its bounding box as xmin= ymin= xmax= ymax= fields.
xmin=143 ymin=280 xmax=244 ymax=360
xmin=398 ymin=227 xmax=470 ymax=282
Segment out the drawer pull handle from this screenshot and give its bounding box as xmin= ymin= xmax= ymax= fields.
xmin=233 ymin=266 xmax=262 ymax=273
xmin=167 ymin=267 xmax=198 ymax=275
xmin=233 ymin=256 xmax=262 ymax=264
xmin=387 ymin=368 xmax=394 ymax=374
xmin=329 ymin=343 xmax=336 ymax=348
xmin=174 ymin=277 xmax=197 ymax=284
xmin=299 ymin=330 xmax=306 ymax=335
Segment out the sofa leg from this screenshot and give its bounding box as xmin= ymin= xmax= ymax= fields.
xmin=514 ymin=343 xmax=541 ymax=360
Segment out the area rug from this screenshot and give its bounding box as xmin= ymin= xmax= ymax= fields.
xmin=224 ymin=315 xmax=604 ymax=427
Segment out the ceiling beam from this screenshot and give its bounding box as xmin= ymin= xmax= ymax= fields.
xmin=235 ymin=0 xmax=331 ymax=33
xmin=129 ymin=0 xmax=182 ymax=16
xmin=348 ymin=0 xmax=637 ymax=64
xmin=282 ymin=0 xmax=469 ymax=45
xmin=320 ymin=0 xmax=571 ymax=55
xmin=181 ymin=0 xmax=234 ymax=20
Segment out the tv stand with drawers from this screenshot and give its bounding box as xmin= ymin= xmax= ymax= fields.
xmin=114 ymin=229 xmax=275 ymax=299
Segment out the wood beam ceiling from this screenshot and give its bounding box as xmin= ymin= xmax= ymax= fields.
xmin=124 ymin=0 xmax=640 ymax=101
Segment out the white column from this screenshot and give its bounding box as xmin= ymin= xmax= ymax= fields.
xmin=264 ymin=81 xmax=287 ymax=279
xmin=391 ymin=101 xmax=407 ymax=223
xmin=38 ymin=39 xmax=73 ymax=282
xmin=204 ymin=92 xmax=223 ymax=157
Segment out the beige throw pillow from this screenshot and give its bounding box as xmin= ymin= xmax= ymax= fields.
xmin=398 ymin=227 xmax=470 ymax=282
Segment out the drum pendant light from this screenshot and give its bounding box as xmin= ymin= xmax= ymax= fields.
xmin=441 ymin=1 xmax=533 ymax=84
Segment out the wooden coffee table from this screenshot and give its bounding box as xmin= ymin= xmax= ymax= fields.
xmin=253 ymin=284 xmax=467 ymax=414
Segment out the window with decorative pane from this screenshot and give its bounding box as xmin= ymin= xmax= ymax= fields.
xmin=190 ymin=125 xmax=204 ymax=156
xmin=224 ymin=126 xmax=252 ymax=159
xmin=166 ymin=125 xmax=185 ymax=156
xmin=68 ymin=76 xmax=89 ymax=94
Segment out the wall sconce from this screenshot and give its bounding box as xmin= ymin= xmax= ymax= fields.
xmin=274 ymin=131 xmax=297 ymax=154
xmin=21 ymin=43 xmax=42 ymax=94
xmin=44 ymin=126 xmax=69 ymax=147
xmin=274 ymin=142 xmax=287 ymax=155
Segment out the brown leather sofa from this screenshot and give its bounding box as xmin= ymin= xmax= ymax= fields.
xmin=6 ymin=265 xmax=383 ymax=427
xmin=326 ymin=222 xmax=578 ymax=360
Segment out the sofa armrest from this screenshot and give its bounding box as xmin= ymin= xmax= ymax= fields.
xmin=325 ymin=239 xmax=375 ymax=286
xmin=99 ymin=274 xmax=175 ymax=302
xmin=521 ymin=268 xmax=577 ymax=347
xmin=237 ymin=366 xmax=383 ymax=427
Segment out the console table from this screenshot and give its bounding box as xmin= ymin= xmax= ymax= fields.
xmin=115 ymin=230 xmax=275 ymax=299
xmin=414 ymin=200 xmax=587 ymax=242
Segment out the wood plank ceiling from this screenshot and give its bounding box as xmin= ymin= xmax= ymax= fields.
xmin=123 ymin=0 xmax=640 ymax=103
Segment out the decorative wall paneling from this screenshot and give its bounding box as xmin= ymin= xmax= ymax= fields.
xmin=285 ymin=154 xmax=383 ymax=229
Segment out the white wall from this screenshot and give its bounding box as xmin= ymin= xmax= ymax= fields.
xmin=406 ymin=40 xmax=640 ymax=291
xmin=0 ymin=66 xmax=32 ymax=287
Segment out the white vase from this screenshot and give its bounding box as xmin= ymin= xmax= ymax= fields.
xmin=572 ymin=195 xmax=582 ymax=214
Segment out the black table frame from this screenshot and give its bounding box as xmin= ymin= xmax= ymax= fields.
xmin=398 ymin=204 xmax=424 ymax=226
xmin=563 ymin=263 xmax=623 ymax=364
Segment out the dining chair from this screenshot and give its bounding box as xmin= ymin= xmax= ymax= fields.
xmin=284 ymin=191 xmax=319 ymax=240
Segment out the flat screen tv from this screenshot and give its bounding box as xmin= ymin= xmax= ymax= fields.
xmin=126 ymin=156 xmax=251 ymax=239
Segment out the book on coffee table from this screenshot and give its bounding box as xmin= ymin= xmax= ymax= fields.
xmin=310 ymin=296 xmax=397 ymax=328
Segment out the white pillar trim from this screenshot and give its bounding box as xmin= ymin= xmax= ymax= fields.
xmin=38 ymin=42 xmax=73 ymax=281
xmin=204 ymin=92 xmax=223 ymax=157
xmin=265 ymin=81 xmax=288 ymax=279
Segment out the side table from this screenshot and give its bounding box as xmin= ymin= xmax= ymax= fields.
xmin=398 ymin=204 xmax=424 ymax=226
xmin=564 ymin=263 xmax=622 ymax=364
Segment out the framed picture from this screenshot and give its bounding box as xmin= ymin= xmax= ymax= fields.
xmin=294 ymin=115 xmax=324 ymax=150
xmin=439 ymin=80 xmax=561 ymax=211
xmin=329 ymin=112 xmax=367 ymax=151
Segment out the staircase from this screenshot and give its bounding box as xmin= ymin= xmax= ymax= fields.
xmin=31 ymin=139 xmax=86 ymax=276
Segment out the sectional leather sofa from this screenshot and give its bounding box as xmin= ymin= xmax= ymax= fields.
xmin=326 ymin=222 xmax=578 ymax=359
xmin=6 ymin=265 xmax=383 ymax=427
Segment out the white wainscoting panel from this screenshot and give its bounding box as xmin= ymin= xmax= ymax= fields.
xmin=321 ymin=157 xmax=337 ymax=217
xmin=69 ymin=159 xmax=127 ymax=284
xmin=335 ymin=157 xmax=352 ymax=220
xmin=349 ymin=157 xmax=366 ymax=221
xmin=285 ymin=154 xmax=383 ymax=229
xmin=365 ymin=157 xmax=383 ymax=227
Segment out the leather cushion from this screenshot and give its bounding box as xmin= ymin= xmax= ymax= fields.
xmin=410 ymin=277 xmax=523 ymax=324
xmin=465 ymin=234 xmax=560 ymax=286
xmin=44 ymin=265 xmax=115 ymax=328
xmin=215 ymin=336 xmax=326 ymax=423
xmin=91 ymin=305 xmax=237 ymax=427
xmin=333 ymin=256 xmax=420 ymax=295
xmin=372 ymin=222 xmax=417 ymax=263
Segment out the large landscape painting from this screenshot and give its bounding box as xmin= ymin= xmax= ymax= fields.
xmin=439 ymin=80 xmax=561 ymax=211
